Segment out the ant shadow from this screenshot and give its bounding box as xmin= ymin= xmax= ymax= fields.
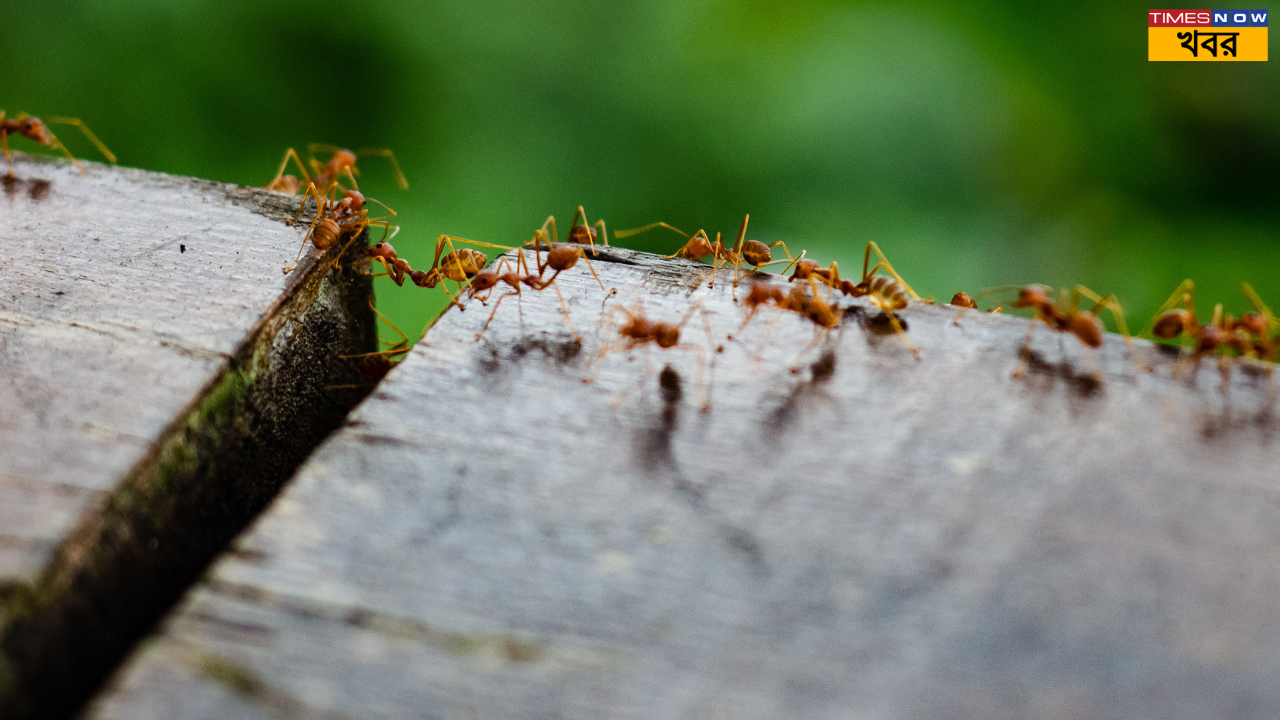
xmin=628 ymin=365 xmax=770 ymax=576
xmin=1018 ymin=348 xmax=1104 ymax=400
xmin=474 ymin=334 xmax=583 ymax=376
xmin=764 ymin=349 xmax=840 ymax=444
xmin=2 ymin=175 xmax=52 ymax=203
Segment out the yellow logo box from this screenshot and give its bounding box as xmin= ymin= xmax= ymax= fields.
xmin=1149 ymin=26 xmax=1268 ymax=60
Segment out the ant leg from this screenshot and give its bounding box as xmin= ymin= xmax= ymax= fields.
xmin=45 ymin=117 xmax=116 ymax=163
xmin=538 ymin=215 xmax=559 ymax=244
xmin=862 ymin=242 xmax=921 ymax=300
xmin=615 ymin=221 xmax=689 ymax=246
xmin=576 ymin=252 xmax=617 ymax=297
xmin=476 ymin=290 xmax=521 ymax=340
xmin=549 ymin=281 xmax=580 ymax=342
xmin=44 ymin=134 xmax=87 ymax=177
xmin=363 ymin=195 xmax=398 ymax=218
xmin=290 ymin=181 xmax=325 ymax=226
xmin=270 ymin=148 xmax=312 ymax=191
xmin=594 ymin=219 xmax=609 ymax=247
xmin=2 ymin=130 xmax=12 ymax=178
xmin=355 ymin=148 xmax=409 ymax=189
xmin=283 ymin=193 xmax=330 ymax=274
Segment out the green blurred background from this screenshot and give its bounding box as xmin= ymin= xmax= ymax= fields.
xmin=4 ymin=0 xmax=1278 ymax=341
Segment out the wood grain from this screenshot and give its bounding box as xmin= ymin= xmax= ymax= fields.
xmin=0 ymin=153 xmax=376 ymax=718
xmin=91 ymin=244 xmax=1280 ymax=720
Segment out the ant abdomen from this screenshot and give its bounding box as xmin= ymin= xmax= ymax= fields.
xmin=1153 ymin=309 xmax=1191 ymax=339
xmin=740 ymin=239 xmax=771 ymax=267
xmin=1069 ymin=313 xmax=1105 ymax=347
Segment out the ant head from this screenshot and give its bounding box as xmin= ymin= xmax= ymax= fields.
xmin=17 ymin=117 xmax=54 ymax=145
xmin=1152 ymin=309 xmax=1191 ymax=339
xmin=1197 ymin=322 xmax=1227 ymax=353
xmin=567 ymin=223 xmax=596 ymax=244
xmin=1069 ymin=313 xmax=1104 ymax=348
xmin=366 ymin=241 xmax=396 ymax=259
xmin=684 ymin=232 xmax=714 ymax=260
xmin=654 ymin=323 xmax=680 ymax=348
xmin=951 ymin=292 xmax=978 ymax=309
xmin=545 ymin=246 xmax=581 ymax=272
xmin=331 ymin=149 xmax=358 ymax=169
xmin=468 ymin=270 xmax=499 ymax=295
xmin=1011 ymin=285 xmax=1050 ymax=309
xmin=1239 ymin=312 xmax=1268 ymax=336
xmin=342 ymin=190 xmax=365 ymax=211
xmin=790 ymin=258 xmax=820 ymax=280
xmin=740 ymin=239 xmax=771 ymax=267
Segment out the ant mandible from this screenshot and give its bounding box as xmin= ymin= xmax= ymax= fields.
xmin=1 ymin=111 xmax=116 ymax=177
xmin=266 ymin=144 xmax=408 ymax=195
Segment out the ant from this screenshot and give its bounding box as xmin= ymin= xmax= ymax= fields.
xmin=586 ymin=299 xmax=716 ymax=411
xmin=282 ymin=187 xmax=399 ymax=274
xmin=789 ymin=242 xmax=921 ymax=358
xmin=266 ymin=144 xmax=408 ymax=196
xmin=949 ymin=291 xmax=1001 ymax=325
xmin=733 ymin=281 xmax=843 ymax=371
xmin=987 ymin=284 xmax=1130 ymax=379
xmin=357 ymin=236 xmax=506 ymax=310
xmin=1146 ymin=279 xmax=1272 ymax=371
xmin=616 ymin=214 xmax=795 ymax=293
xmin=1 ymin=111 xmax=116 ymax=177
xmin=468 ymin=237 xmax=610 ymax=342
xmin=530 ymin=206 xmax=611 ymax=255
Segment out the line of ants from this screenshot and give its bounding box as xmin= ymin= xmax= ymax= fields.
xmin=10 ymin=111 xmax=1277 ymax=403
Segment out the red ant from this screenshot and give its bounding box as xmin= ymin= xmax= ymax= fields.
xmin=1 ymin=111 xmax=116 ymax=177
xmin=1146 ymin=279 xmax=1273 ymax=368
xmin=531 ymin=206 xmax=610 ymax=255
xmin=788 ymin=242 xmax=921 ymax=358
xmin=949 ymin=291 xmax=1001 ymax=325
xmin=282 ymin=187 xmax=399 ymax=274
xmin=616 ymin=214 xmax=795 ymax=294
xmin=467 ymin=237 xmax=612 ymax=342
xmin=732 ymin=281 xmax=843 ymax=371
xmin=266 ymin=144 xmax=407 ymax=195
xmin=356 ymin=236 xmax=507 ymax=311
xmin=986 ymin=284 xmax=1130 ymax=379
xmin=586 ymin=299 xmax=716 ymax=411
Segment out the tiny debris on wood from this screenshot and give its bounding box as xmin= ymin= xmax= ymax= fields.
xmin=0 ymin=153 xmax=377 ymax=719
xmin=89 ymin=243 xmax=1280 ymax=720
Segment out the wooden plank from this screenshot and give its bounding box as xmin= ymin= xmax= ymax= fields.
xmin=0 ymin=153 xmax=377 ymax=718
xmin=89 ymin=244 xmax=1280 ymax=720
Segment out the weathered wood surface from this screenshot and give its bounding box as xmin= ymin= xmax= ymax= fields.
xmin=0 ymin=153 xmax=376 ymax=718
xmin=92 ymin=244 xmax=1280 ymax=720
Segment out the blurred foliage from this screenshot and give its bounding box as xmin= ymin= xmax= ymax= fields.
xmin=4 ymin=0 xmax=1279 ymax=342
